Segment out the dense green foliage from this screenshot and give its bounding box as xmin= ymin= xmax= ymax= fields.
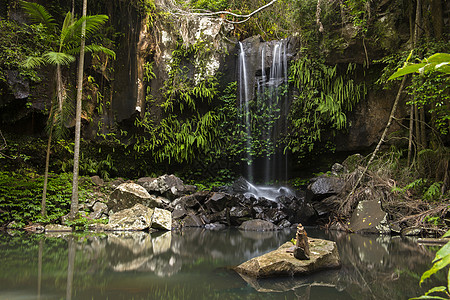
xmin=0 ymin=171 xmax=73 ymax=226
xmin=287 ymin=56 xmax=366 ymax=158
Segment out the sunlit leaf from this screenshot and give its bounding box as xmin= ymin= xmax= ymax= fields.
xmin=388 ymin=63 xmax=426 ymax=80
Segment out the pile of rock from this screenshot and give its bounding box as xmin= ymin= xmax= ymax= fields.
xmin=170 ymin=177 xmax=317 ymax=230
xmin=78 ymin=174 xmax=318 ymax=231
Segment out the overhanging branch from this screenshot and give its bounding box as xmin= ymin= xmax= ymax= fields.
xmin=165 ymin=0 xmax=278 ymax=24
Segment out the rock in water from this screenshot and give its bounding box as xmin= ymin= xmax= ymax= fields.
xmin=293 ymin=224 xmax=310 ymax=260
xmin=234 ymin=238 xmax=340 ymax=278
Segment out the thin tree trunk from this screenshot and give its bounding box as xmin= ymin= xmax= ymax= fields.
xmin=56 ymin=65 xmax=64 ymax=112
xmin=41 ymin=102 xmax=55 ymax=217
xmin=407 ymin=104 xmax=414 ymax=166
xmin=343 ymin=76 xmax=407 ymax=206
xmin=41 ymin=128 xmax=52 ymax=217
xmin=415 ymin=104 xmax=421 ymax=150
xmin=420 ymin=107 xmax=426 ymax=148
xmin=69 ymin=0 xmax=87 ymax=220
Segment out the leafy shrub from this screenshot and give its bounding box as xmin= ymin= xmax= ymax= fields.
xmin=0 ymin=171 xmax=91 ymax=226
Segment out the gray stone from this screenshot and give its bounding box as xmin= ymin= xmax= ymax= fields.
xmin=238 ymin=219 xmax=279 ymax=231
xmin=182 ymin=214 xmax=204 ymax=227
xmin=151 ymin=208 xmax=172 ymax=231
xmin=172 ymin=204 xmax=188 ymax=219
xmin=309 ymin=176 xmax=344 ymax=197
xmin=107 ymin=203 xmax=154 ymax=231
xmin=234 ymin=238 xmax=341 ymax=278
xmin=6 ymin=70 xmax=29 ymax=99
xmin=141 ymin=174 xmax=185 ymax=197
xmin=89 ymin=202 xmax=108 ymax=219
xmin=91 ymin=175 xmax=104 ymax=186
xmin=348 ymin=192 xmax=391 ymax=234
xmin=204 ymin=222 xmax=226 ymax=230
xmin=108 ymin=183 xmax=162 ymax=212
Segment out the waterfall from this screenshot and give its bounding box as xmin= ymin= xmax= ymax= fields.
xmin=238 ymin=42 xmax=253 ymax=182
xmin=238 ymin=39 xmax=290 ymax=184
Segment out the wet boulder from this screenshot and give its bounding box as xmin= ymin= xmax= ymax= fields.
xmin=234 ymin=238 xmax=341 ymax=278
xmin=108 ymin=183 xmax=163 ymax=213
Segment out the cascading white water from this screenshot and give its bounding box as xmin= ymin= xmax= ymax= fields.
xmin=238 ymin=42 xmax=253 ymax=182
xmin=238 ymin=39 xmax=289 ymax=184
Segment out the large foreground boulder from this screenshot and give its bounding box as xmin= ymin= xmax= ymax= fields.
xmin=108 ymin=183 xmax=163 ymax=213
xmin=234 ymin=238 xmax=340 ymax=278
xmin=107 ymin=204 xmax=154 ymax=231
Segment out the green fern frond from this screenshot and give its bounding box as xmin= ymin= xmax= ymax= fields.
xmin=42 ymin=52 xmax=75 ymax=66
xmin=22 ymin=56 xmax=46 ymax=69
xmin=20 ymin=1 xmax=57 ymax=32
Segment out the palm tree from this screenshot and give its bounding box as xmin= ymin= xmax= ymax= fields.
xmin=70 ymin=0 xmax=88 ymax=220
xmin=21 ymin=1 xmax=115 ymax=217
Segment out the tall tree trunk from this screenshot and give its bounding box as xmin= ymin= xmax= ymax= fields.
xmin=69 ymin=0 xmax=87 ymax=220
xmin=430 ymin=0 xmax=443 ymax=39
xmin=41 ymin=128 xmax=52 ymax=217
xmin=415 ymin=104 xmax=421 ymax=150
xmin=407 ymin=104 xmax=414 ymax=166
xmin=420 ymin=107 xmax=427 ymax=149
xmin=41 ymin=102 xmax=55 ymax=217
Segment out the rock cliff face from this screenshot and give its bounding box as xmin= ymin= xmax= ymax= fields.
xmin=1 ymin=0 xmax=419 ymax=152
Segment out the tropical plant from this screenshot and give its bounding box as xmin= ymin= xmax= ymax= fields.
xmin=410 ymin=230 xmax=450 ymax=299
xmin=389 ymin=53 xmax=450 ymax=79
xmin=20 ymin=1 xmax=115 ymax=216
xmin=287 ymin=56 xmax=366 ymax=159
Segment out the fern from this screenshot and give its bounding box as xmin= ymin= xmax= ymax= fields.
xmin=424 ymin=182 xmax=443 ymax=201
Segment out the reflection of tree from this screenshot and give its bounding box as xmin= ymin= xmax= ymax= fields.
xmin=37 ymin=239 xmax=43 ymax=300
xmin=66 ymin=236 xmax=76 ymax=300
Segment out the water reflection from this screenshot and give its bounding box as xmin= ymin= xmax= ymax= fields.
xmin=0 ymin=228 xmax=444 ymax=299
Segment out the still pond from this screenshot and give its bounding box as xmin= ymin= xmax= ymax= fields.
xmin=0 ymin=227 xmax=444 ymax=299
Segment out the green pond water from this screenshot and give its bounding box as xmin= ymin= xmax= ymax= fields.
xmin=0 ymin=227 xmax=444 ymax=299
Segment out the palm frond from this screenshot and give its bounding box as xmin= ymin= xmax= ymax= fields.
xmin=70 ymin=15 xmax=109 ymax=41
xmin=22 ymin=56 xmax=46 ymax=69
xmin=43 ymin=52 xmax=76 ymax=66
xmin=59 ymin=12 xmax=75 ymax=51
xmin=20 ymin=1 xmax=57 ymax=32
xmin=84 ymin=44 xmax=116 ymax=59
xmin=47 ymin=95 xmax=73 ymax=140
